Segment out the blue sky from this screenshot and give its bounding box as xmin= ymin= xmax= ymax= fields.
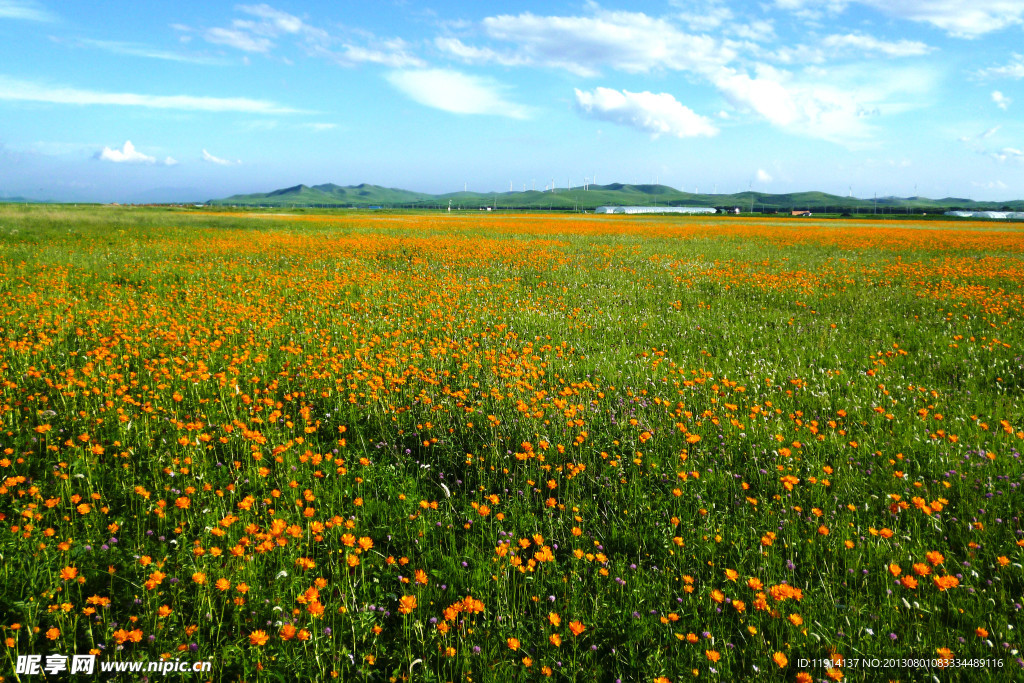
xmin=1 ymin=0 xmax=1023 ymax=202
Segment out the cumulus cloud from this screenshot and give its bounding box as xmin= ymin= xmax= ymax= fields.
xmin=992 ymin=91 xmax=1011 ymax=110
xmin=386 ymin=69 xmax=530 ymax=118
xmin=574 ymin=87 xmax=718 ymax=138
xmin=756 ymin=168 xmax=773 ymax=182
xmin=444 ymin=8 xmax=932 ymax=144
xmin=202 ymin=149 xmax=239 ymax=165
xmin=96 ymin=141 xmax=175 ymax=165
xmin=0 ymin=75 xmax=303 ymax=113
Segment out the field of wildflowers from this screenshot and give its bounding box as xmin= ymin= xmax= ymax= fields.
xmin=0 ymin=205 xmax=1021 ymax=681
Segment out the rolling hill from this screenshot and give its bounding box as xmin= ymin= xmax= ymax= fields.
xmin=207 ymin=183 xmax=1024 ymax=213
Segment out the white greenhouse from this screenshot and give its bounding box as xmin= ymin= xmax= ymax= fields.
xmin=595 ymin=206 xmax=717 ymax=215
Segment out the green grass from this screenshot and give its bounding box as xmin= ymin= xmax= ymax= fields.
xmin=0 ymin=205 xmax=1021 ymax=682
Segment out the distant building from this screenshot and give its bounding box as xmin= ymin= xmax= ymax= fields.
xmin=944 ymin=210 xmax=1024 ymax=219
xmin=594 ymin=206 xmax=716 ymax=215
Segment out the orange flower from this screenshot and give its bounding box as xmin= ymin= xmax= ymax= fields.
xmin=45 ymin=628 xmax=60 ymax=640
xmin=900 ymin=576 xmax=918 ymax=589
xmin=549 ymin=633 xmax=562 ymax=647
xmin=548 ymin=612 xmax=561 ymax=627
xmin=975 ymin=627 xmax=989 ymax=638
xmin=711 ymin=589 xmax=725 ymax=604
xmin=773 ymin=651 xmax=788 ymax=668
xmin=724 ymin=568 xmax=738 ymax=582
xmin=249 ymin=630 xmax=269 ymax=646
xmin=569 ymin=621 xmax=585 ymax=637
xmin=507 ymin=637 xmax=520 ymax=651
xmin=280 ymin=624 xmax=297 ymax=640
xmin=705 ymin=649 xmax=720 ymax=662
xmin=398 ymin=595 xmax=417 ymax=614
xmin=59 ymin=566 xmax=78 ymax=581
xmin=926 ymin=551 xmax=945 ymax=566
xmin=888 ymin=563 xmax=902 ymax=577
xmin=415 ymin=569 xmax=428 ymax=585
xmin=933 ymin=575 xmax=959 ymax=591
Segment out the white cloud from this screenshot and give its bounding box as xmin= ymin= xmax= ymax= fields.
xmin=96 ymin=141 xmax=175 ymax=166
xmin=574 ymin=87 xmax=718 ymax=138
xmin=671 ymin=0 xmax=734 ymax=31
xmin=756 ymin=168 xmax=773 ymax=182
xmin=0 ymin=0 xmax=53 ymax=21
xmin=202 ymin=149 xmax=239 ymax=165
xmin=777 ymin=1 xmax=1024 ymax=37
xmin=971 ymin=180 xmax=1007 ymax=189
xmin=434 ymin=37 xmax=530 ymax=67
xmin=237 ymin=4 xmax=310 ymax=34
xmin=860 ymin=0 xmax=1024 ymax=38
xmin=301 ymin=122 xmax=336 ymax=131
xmin=70 ymin=38 xmax=228 ymax=65
xmin=326 ymin=39 xmax=425 ymax=68
xmin=992 ymin=91 xmax=1011 ymax=110
xmin=990 ymin=147 xmax=1024 ymax=162
xmin=197 ymin=4 xmax=422 ymax=68
xmin=0 ymin=75 xmax=303 ymax=113
xmin=468 ymin=9 xmax=734 ymax=77
xmin=959 ymin=125 xmax=1001 ymax=143
xmin=820 ymin=33 xmax=932 ymax=57
xmin=386 ymin=69 xmax=530 ymax=118
xmin=204 ymin=27 xmax=274 ymax=53
xmin=976 ymin=54 xmax=1024 ymax=80
xmin=710 ymin=62 xmax=937 ymax=144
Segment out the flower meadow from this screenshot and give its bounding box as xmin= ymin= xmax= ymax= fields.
xmin=0 ymin=205 xmax=1021 ymax=682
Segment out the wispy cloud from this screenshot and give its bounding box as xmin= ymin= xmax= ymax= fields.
xmin=574 ymin=87 xmax=718 ymax=138
xmin=386 ymin=68 xmax=530 ymax=118
xmin=69 ymin=38 xmax=228 ymax=65
xmin=992 ymin=90 xmax=1011 ymax=110
xmin=975 ymin=53 xmax=1024 ymax=80
xmin=756 ymin=168 xmax=773 ymax=182
xmin=202 ymin=149 xmax=239 ymax=165
xmin=820 ymin=33 xmax=932 ymax=57
xmin=776 ymin=1 xmax=1024 ymax=38
xmin=449 ymin=9 xmax=734 ymax=77
xmin=193 ymin=4 xmax=423 ymax=68
xmin=0 ymin=0 xmax=54 ymax=22
xmin=300 ymin=122 xmax=336 ymax=131
xmin=0 ymin=75 xmax=303 ymax=113
xmin=204 ymin=27 xmax=274 ymax=53
xmin=96 ymin=140 xmax=176 ymax=166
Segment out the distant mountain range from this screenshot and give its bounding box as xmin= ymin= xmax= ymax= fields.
xmin=207 ymin=183 xmax=1024 ymax=212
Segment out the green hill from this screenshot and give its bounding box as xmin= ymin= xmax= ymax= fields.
xmin=207 ymin=183 xmax=1024 ymax=212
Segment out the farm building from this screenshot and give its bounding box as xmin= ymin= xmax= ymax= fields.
xmin=594 ymin=206 xmax=717 ymax=215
